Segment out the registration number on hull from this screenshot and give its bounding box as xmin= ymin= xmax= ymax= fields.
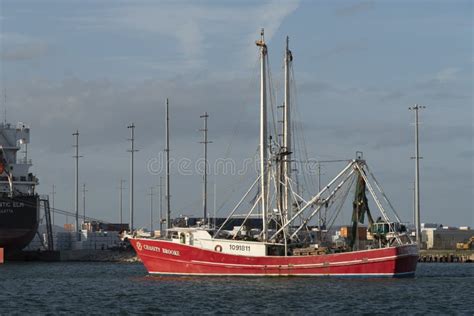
xmin=229 ymin=244 xmax=251 ymax=252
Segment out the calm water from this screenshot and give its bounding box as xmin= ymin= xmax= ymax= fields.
xmin=0 ymin=262 xmax=473 ymax=314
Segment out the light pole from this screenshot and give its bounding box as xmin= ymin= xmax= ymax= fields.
xmin=200 ymin=112 xmax=212 ymax=224
xmin=72 ymin=130 xmax=82 ymax=235
xmin=409 ymin=104 xmax=425 ymax=246
xmin=127 ymin=123 xmax=138 ymax=232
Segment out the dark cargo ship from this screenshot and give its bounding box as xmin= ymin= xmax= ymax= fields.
xmin=0 ymin=122 xmax=39 ymax=253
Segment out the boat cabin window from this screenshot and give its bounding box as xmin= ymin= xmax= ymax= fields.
xmin=180 ymin=233 xmax=186 ymax=244
xmin=169 ymin=231 xmax=179 ymax=239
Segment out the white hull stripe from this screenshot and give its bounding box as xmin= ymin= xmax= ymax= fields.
xmin=189 ymin=253 xmax=417 ymax=270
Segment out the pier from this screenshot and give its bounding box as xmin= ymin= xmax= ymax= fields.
xmin=419 ymin=250 xmax=474 ymax=263
xmin=5 ymin=248 xmax=138 ymax=263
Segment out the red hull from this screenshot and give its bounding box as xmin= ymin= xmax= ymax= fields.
xmin=0 ymin=248 xmax=3 ymax=264
xmin=130 ymin=238 xmax=419 ymax=277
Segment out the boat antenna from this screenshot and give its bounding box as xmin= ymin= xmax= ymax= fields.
xmin=256 ymin=28 xmax=268 ymax=241
xmin=200 ymin=112 xmax=212 ymax=224
xmin=409 ymin=104 xmax=425 ymax=247
xmin=165 ymin=98 xmax=171 ymax=229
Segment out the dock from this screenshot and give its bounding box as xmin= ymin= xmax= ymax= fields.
xmin=4 ymin=249 xmax=138 ymax=263
xmin=419 ymin=250 xmax=474 ymax=263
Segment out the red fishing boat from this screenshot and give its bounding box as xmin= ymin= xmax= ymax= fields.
xmin=129 ymin=30 xmax=418 ymax=277
xmin=130 ymin=235 xmax=418 ymax=277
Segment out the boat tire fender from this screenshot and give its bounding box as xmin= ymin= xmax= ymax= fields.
xmin=214 ymin=245 xmax=223 ymax=252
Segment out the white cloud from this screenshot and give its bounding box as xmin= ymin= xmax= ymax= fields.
xmin=0 ymin=33 xmax=48 ymax=61
xmin=67 ymin=1 xmax=299 ymax=73
xmin=434 ymin=67 xmax=460 ymax=83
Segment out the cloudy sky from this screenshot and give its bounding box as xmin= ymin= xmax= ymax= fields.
xmin=0 ymin=0 xmax=472 ymax=229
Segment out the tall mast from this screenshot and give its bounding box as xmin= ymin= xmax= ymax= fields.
xmin=256 ymin=29 xmax=268 ymax=241
xmin=409 ymin=104 xmax=425 ymax=246
xmin=165 ymin=98 xmax=171 ymax=229
xmin=283 ymin=36 xmax=293 ymax=223
xmin=127 ymin=123 xmax=137 ymax=231
xmin=200 ymin=112 xmax=212 ymax=224
xmin=72 ymin=130 xmax=81 ymax=234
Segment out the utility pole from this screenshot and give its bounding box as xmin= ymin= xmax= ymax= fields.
xmin=72 ymin=130 xmax=82 ymax=235
xmin=127 ymin=123 xmax=138 ymax=232
xmin=200 ymin=112 xmax=212 ymax=224
xmin=119 ymin=179 xmax=126 ymax=226
xmin=50 ymin=184 xmax=56 ymax=226
xmin=409 ymin=104 xmax=425 ymax=246
xmin=165 ymin=99 xmax=171 ymax=229
xmin=82 ymin=183 xmax=88 ymax=223
xmin=147 ymin=187 xmax=155 ymax=232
